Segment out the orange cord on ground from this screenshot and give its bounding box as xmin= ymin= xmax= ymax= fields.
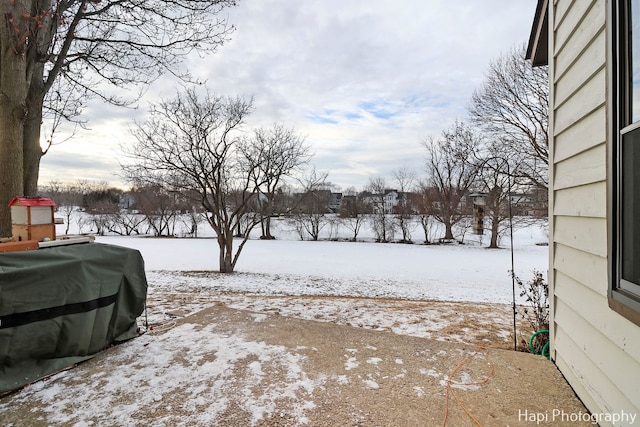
xmin=441 ymin=344 xmax=495 ymax=427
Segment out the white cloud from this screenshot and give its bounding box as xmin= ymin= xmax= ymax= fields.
xmin=39 ymin=0 xmax=537 ymax=190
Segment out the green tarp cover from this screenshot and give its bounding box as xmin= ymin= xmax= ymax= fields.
xmin=0 ymin=242 xmax=147 ymax=393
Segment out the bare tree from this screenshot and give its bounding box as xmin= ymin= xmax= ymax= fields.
xmin=123 ymin=88 xmax=256 ymax=273
xmin=474 ymin=156 xmax=513 ymax=249
xmin=289 ymin=169 xmax=332 ymax=241
xmin=0 ymin=0 xmax=236 ymax=237
xmin=414 ymin=181 xmax=439 ymax=244
xmin=455 ymin=216 xmax=474 ymax=244
xmin=0 ymin=1 xmax=30 ymax=237
xmin=338 ymin=187 xmax=370 ymax=242
xmin=130 ymin=185 xmax=183 ymax=237
xmin=392 ymin=167 xmax=417 ymax=243
xmin=40 ymin=180 xmax=83 ymax=235
xmin=366 ymin=176 xmax=395 ymax=243
xmin=83 ymin=186 xmax=121 ymax=236
xmin=422 ymin=120 xmax=480 ymax=241
xmin=475 ymin=153 xmax=539 ymax=248
xmin=180 ymin=206 xmax=206 ymax=238
xmin=468 ymin=44 xmax=549 ymax=190
xmin=239 ymin=123 xmax=311 ymax=239
xmin=108 ymin=211 xmax=147 ymax=237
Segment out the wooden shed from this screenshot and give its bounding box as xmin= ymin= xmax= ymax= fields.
xmin=9 ymin=197 xmax=57 ymax=242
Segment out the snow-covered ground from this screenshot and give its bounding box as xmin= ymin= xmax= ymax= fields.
xmin=94 ymin=216 xmax=549 ymax=306
xmin=0 ymin=216 xmax=551 ymax=426
xmin=87 ymin=215 xmax=549 ymax=350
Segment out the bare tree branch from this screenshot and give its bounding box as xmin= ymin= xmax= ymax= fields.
xmin=468 ymin=44 xmax=549 ymax=190
xmin=0 ymin=0 xmax=238 ymax=234
xmin=239 ymin=123 xmax=311 ymax=239
xmin=422 ymin=120 xmax=481 ymax=240
xmin=122 ymin=88 xmax=255 ymax=273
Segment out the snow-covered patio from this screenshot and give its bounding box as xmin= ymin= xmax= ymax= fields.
xmin=1 ymin=301 xmax=590 ymax=426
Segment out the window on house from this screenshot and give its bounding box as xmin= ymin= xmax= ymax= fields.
xmin=611 ymin=0 xmax=640 ymax=324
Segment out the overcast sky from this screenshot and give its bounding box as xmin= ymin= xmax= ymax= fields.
xmin=39 ymin=0 xmax=537 ymax=192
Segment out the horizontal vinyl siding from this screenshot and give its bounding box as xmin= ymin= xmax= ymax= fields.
xmin=554 ymin=299 xmax=640 ymax=415
xmin=554 ymin=320 xmax=637 ymax=419
xmin=555 ymin=14 xmax=605 ymax=108
xmin=553 ymin=216 xmax=607 ymax=257
xmin=553 ymin=181 xmax=606 ymax=217
xmin=553 ymin=0 xmax=572 ymax=31
xmin=551 ymin=0 xmax=640 ymax=424
xmin=553 ymin=243 xmax=608 ymax=296
xmin=553 ymin=0 xmax=597 ymax=56
xmin=554 ymin=105 xmax=606 ymax=162
xmin=554 ymin=1 xmax=604 ymax=85
xmin=555 ymin=271 xmax=640 ymax=362
xmin=553 ymin=143 xmax=606 ymax=190
xmin=554 ymin=67 xmax=606 ymax=135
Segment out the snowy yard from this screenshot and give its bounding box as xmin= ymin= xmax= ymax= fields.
xmin=96 ymin=216 xmax=548 ymax=304
xmin=96 ymin=217 xmax=548 ymax=346
xmin=0 ymin=217 xmax=558 ymax=426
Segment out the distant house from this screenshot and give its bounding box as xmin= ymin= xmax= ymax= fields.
xmin=362 ymin=189 xmax=416 ymax=214
xmin=361 ymin=189 xmax=395 ymax=214
xmin=328 ymin=192 xmax=343 ymax=213
xmin=509 ymin=188 xmax=548 ymax=217
xmin=383 ymin=190 xmax=399 ymax=213
xmin=527 ymin=0 xmax=640 ymax=423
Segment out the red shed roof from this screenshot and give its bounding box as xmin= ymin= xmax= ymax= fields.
xmin=8 ymin=197 xmax=57 ymax=207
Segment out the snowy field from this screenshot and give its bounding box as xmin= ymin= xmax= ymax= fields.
xmin=92 ymin=216 xmax=549 ymax=306
xmin=87 ymin=215 xmax=550 ymax=344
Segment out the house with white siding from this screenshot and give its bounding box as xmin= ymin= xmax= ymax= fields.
xmin=362 ymin=189 xmax=401 ymax=214
xmin=527 ymin=0 xmax=640 ymax=424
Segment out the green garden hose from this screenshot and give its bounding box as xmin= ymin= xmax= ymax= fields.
xmin=529 ymin=329 xmax=550 ymax=360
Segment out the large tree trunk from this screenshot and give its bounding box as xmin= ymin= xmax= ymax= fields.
xmin=263 ymin=214 xmax=273 ymax=239
xmin=260 ymin=201 xmax=274 ymax=239
xmin=0 ymin=99 xmax=25 ymax=237
xmin=0 ymin=1 xmax=31 ymax=237
xmin=218 ymin=230 xmax=235 ymax=273
xmin=22 ymin=113 xmax=42 ymax=196
xmin=23 ymin=63 xmax=45 ymax=196
xmin=443 ymin=221 xmax=454 ymax=240
xmin=489 ymin=216 xmax=500 ymax=249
